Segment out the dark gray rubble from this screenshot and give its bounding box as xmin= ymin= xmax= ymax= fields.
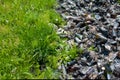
xmin=56 ymin=0 xmax=120 ymax=79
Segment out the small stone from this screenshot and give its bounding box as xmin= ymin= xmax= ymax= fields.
xmin=89 ymin=51 xmax=98 ymax=60
xmin=75 ymin=37 xmax=82 ymax=43
xmin=57 ymin=28 xmax=67 ymax=35
xmin=98 ymin=71 xmax=104 ymax=75
xmin=72 ymin=72 xmax=78 ymax=78
xmin=108 ymin=39 xmax=117 ymax=45
xmin=96 ymin=33 xmax=107 ymax=40
xmin=101 ymin=67 xmax=105 ymax=71
xmin=113 ymin=22 xmax=119 ymax=29
xmin=67 ymin=40 xmax=75 ymax=47
xmin=113 ymin=64 xmax=120 ymax=77
xmin=76 ymin=22 xmax=86 ymax=28
xmin=86 ymin=67 xmax=95 ymax=76
xmin=67 ymin=60 xmax=77 ymax=66
xmin=108 ymin=52 xmax=117 ymax=62
xmin=112 ymin=29 xmax=117 ymax=38
xmin=71 ymin=64 xmax=80 ymax=70
xmin=116 ymin=15 xmax=120 ymax=22
xmin=81 ymin=57 xmax=87 ymax=61
xmin=80 ymin=67 xmax=91 ymax=75
xmin=107 ymin=73 xmax=111 ymax=80
xmin=116 ymin=38 xmax=120 ymax=41
xmin=97 ymin=45 xmax=102 ymax=53
xmin=89 ymin=74 xmax=98 ymax=79
xmin=75 ymin=33 xmax=83 ymax=39
xmin=95 ymin=14 xmax=101 ymax=20
xmin=80 ymin=60 xmax=89 ymax=66
xmin=105 ymin=43 xmax=111 ymax=51
xmin=84 ymin=0 xmax=90 ymax=3
xmin=106 ymin=13 xmax=111 ymax=17
xmin=86 ymin=14 xmax=94 ymax=21
xmin=100 ymin=27 xmax=108 ymax=33
xmin=97 ymin=62 xmax=101 ymax=67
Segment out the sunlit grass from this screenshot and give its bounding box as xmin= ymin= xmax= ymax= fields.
xmin=0 ymin=0 xmax=77 ymax=79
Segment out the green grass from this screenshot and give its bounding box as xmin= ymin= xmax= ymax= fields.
xmin=0 ymin=0 xmax=77 ymax=79
xmin=118 ymin=0 xmax=120 ymax=3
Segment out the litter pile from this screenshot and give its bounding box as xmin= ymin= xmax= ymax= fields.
xmin=56 ymin=0 xmax=120 ymax=79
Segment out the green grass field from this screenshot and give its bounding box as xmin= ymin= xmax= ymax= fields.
xmin=0 ymin=0 xmax=77 ymax=79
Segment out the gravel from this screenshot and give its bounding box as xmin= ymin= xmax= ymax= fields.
xmin=56 ymin=0 xmax=120 ymax=79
